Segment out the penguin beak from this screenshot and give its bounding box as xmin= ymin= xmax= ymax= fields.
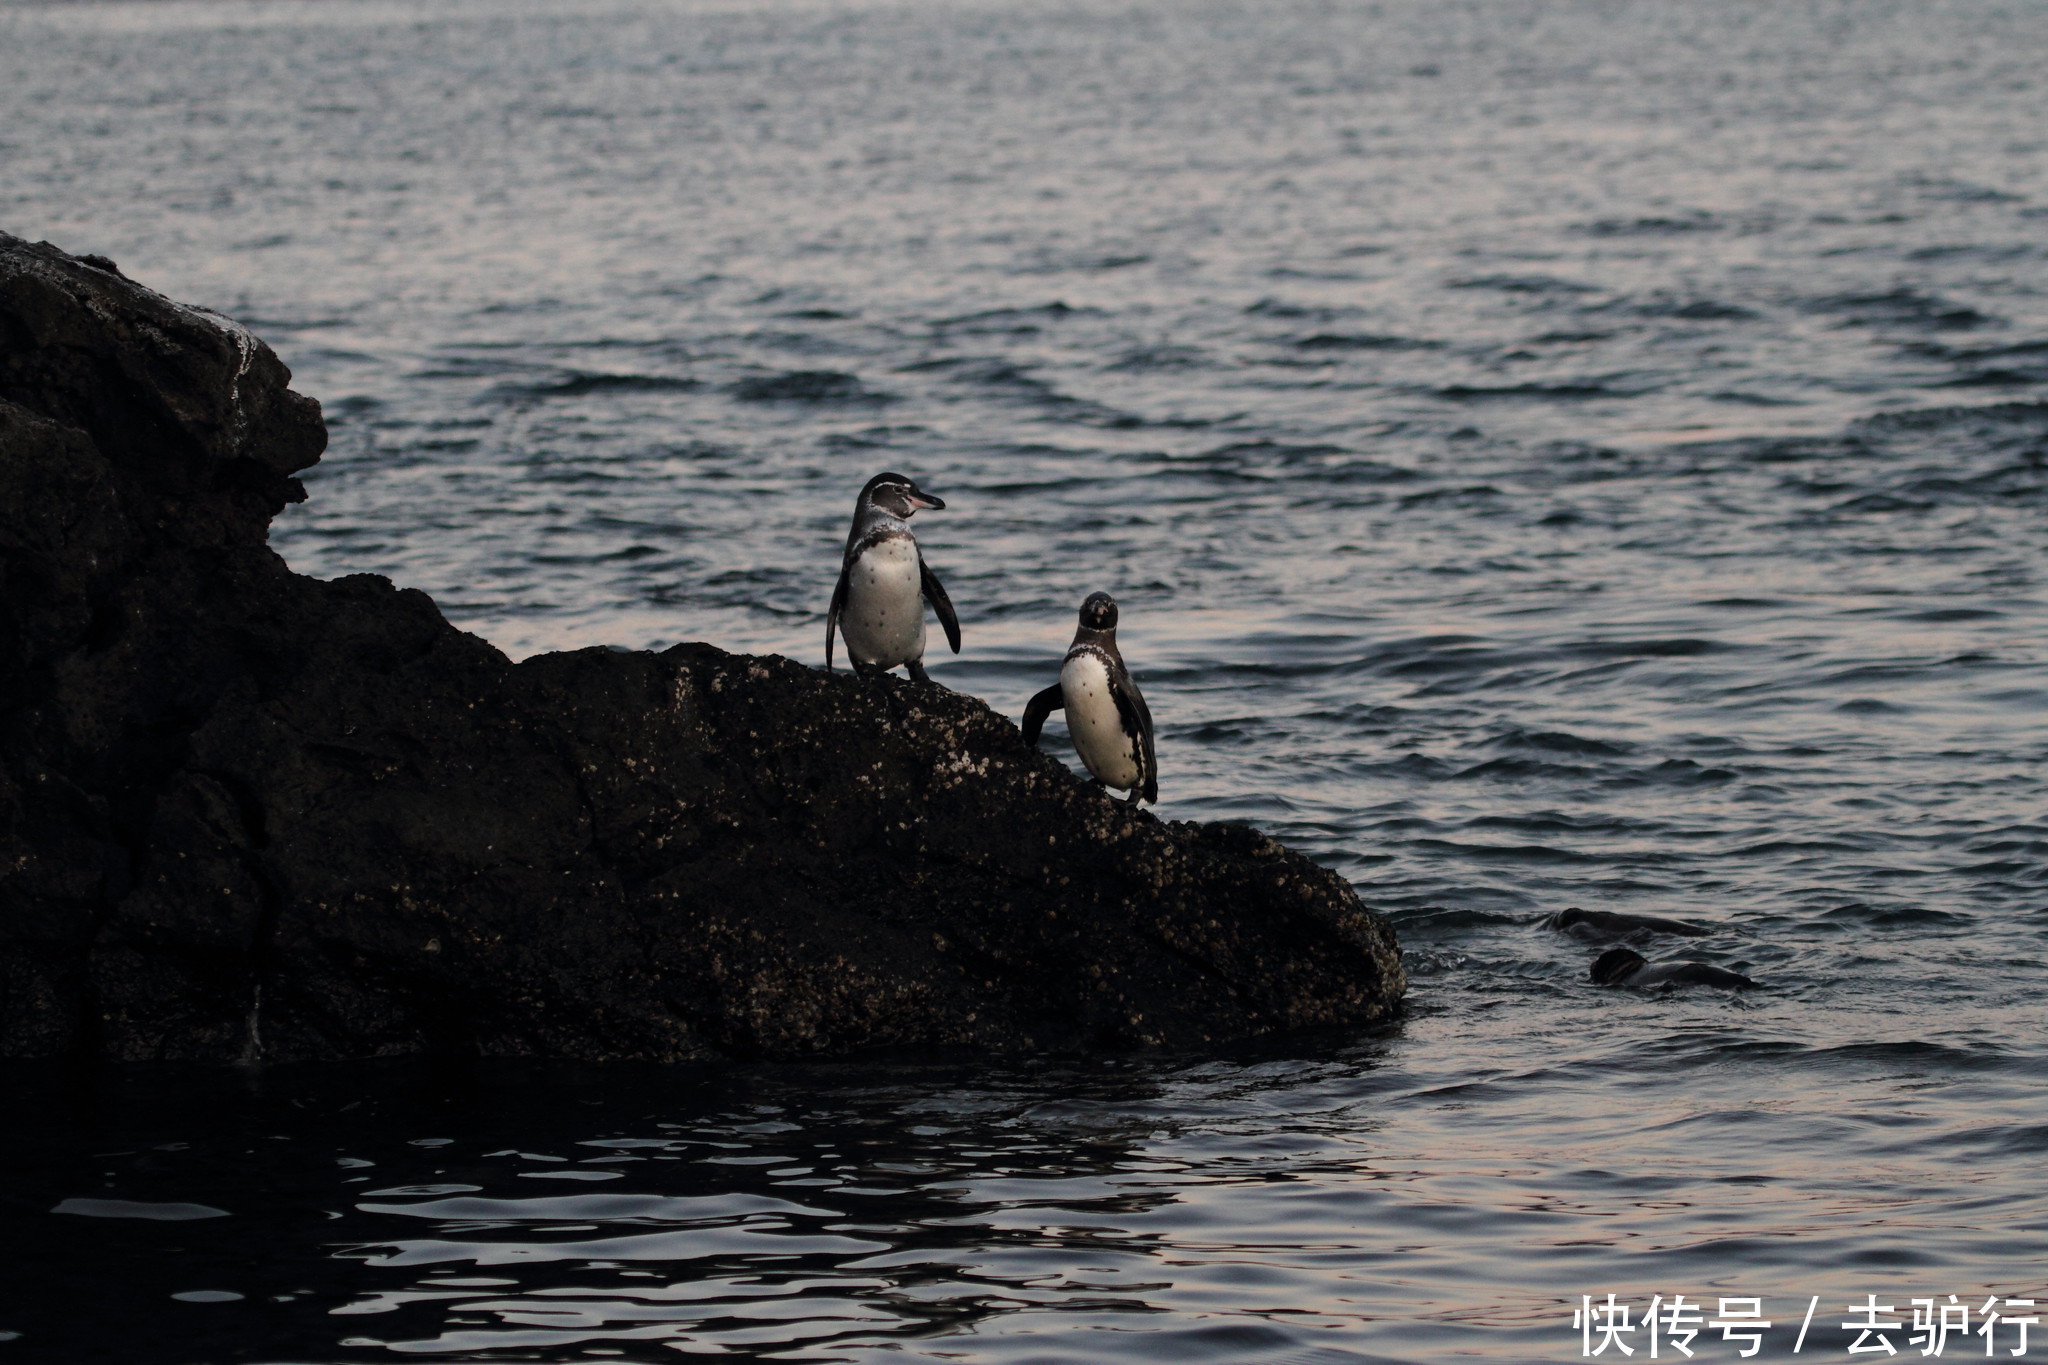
xmin=909 ymin=490 xmax=945 ymax=511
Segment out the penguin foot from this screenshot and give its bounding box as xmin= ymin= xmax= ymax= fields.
xmin=906 ymin=659 xmax=934 ymax=686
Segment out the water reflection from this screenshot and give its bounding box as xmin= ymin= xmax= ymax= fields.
xmin=9 ymin=1035 xmax=2044 ymax=1361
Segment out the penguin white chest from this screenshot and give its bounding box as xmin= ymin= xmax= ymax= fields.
xmin=1060 ymin=652 xmax=1141 ymax=789
xmin=842 ymin=537 xmax=927 ymax=668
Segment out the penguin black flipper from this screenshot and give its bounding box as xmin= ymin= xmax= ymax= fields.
xmin=1021 ymin=684 xmax=1065 ymax=747
xmin=825 ymin=558 xmax=851 ymax=669
xmin=920 ymin=556 xmax=962 ymax=654
xmin=1111 ymin=668 xmax=1158 ymax=804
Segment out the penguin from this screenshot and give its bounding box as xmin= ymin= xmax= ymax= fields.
xmin=825 ymin=472 xmax=960 ymax=683
xmin=1590 ymin=947 xmax=1758 ymax=991
xmin=1549 ymin=907 xmax=1710 ymax=941
xmin=1021 ymin=591 xmax=1158 ymax=804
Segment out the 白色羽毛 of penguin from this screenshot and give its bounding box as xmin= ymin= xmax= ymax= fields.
xmin=825 ymin=472 xmax=961 ymax=684
xmin=1021 ymin=591 xmax=1158 ymax=804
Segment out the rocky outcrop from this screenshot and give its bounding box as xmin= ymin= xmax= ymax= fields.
xmin=0 ymin=233 xmax=1403 ymax=1064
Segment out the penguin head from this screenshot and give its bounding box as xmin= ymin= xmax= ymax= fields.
xmin=1590 ymin=946 xmax=1646 ymax=985
xmin=860 ymin=472 xmax=945 ymax=520
xmin=1078 ymin=591 xmax=1119 ymax=632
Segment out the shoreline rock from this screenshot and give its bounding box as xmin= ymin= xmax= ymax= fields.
xmin=0 ymin=233 xmax=1404 ymax=1065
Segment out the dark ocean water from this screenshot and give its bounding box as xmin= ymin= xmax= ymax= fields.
xmin=2 ymin=0 xmax=2046 ymax=1359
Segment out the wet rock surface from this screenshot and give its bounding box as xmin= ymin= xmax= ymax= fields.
xmin=0 ymin=234 xmax=1403 ymax=1064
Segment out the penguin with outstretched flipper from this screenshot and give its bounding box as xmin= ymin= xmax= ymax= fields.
xmin=1022 ymin=591 xmax=1157 ymax=805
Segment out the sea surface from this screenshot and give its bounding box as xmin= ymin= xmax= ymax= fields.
xmin=2 ymin=0 xmax=2045 ymax=1359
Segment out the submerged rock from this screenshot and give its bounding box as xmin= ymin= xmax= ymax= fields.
xmin=1590 ymin=947 xmax=1757 ymax=991
xmin=0 ymin=234 xmax=1403 ymax=1064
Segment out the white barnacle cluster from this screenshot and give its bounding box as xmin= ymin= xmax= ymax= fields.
xmin=934 ymin=751 xmax=993 ymax=787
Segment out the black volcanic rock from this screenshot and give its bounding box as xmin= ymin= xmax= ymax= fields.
xmin=0 ymin=234 xmax=1404 ymax=1064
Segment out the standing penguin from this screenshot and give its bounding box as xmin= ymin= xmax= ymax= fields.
xmin=1021 ymin=592 xmax=1158 ymax=804
xmin=826 ymin=472 xmax=961 ymax=683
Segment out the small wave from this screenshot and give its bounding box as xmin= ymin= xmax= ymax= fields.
xmin=739 ymin=327 xmax=858 ymax=357
xmin=1104 ymin=344 xmax=1208 ymax=371
xmin=1267 ymin=1346 xmax=1408 ymax=1364
xmin=1181 ymin=719 xmax=1276 ymax=745
xmin=1819 ymin=903 xmax=1965 ymax=927
xmin=1939 ymin=367 xmax=2048 ymax=389
xmin=1597 ymin=295 xmax=1759 ymax=320
xmin=410 ymin=356 xmax=531 ymax=380
xmin=1806 ymin=1038 xmax=2016 ymax=1071
xmin=322 ymin=393 xmax=384 ymax=426
xmin=1386 ymin=905 xmax=1524 ymax=931
xmin=1484 ymin=728 xmax=1632 ymax=756
xmin=1709 ymin=389 xmax=1801 ymax=405
xmin=1907 ymin=337 xmax=2048 ymax=365
xmin=1436 ymin=379 xmax=1650 ymax=401
xmin=358 ymin=1192 xmax=823 ymax=1222
xmin=1855 ymin=399 xmax=2048 ymax=436
xmin=1013 ymin=250 xmax=1150 ymax=274
xmin=1528 ymin=329 xmax=1614 ymax=343
xmin=1961 ymin=833 xmax=2048 ymax=855
xmin=906 ymin=356 xmax=1075 ymax=404
xmin=354 ymin=1224 xmax=885 ymax=1268
xmin=1948 ymin=1122 xmax=2048 ymax=1156
xmin=1245 ymin=298 xmax=1364 ymax=319
xmin=1358 ymin=753 xmax=1454 ymax=779
xmin=1900 ymin=609 xmax=1998 ymax=626
xmin=1446 ymin=273 xmax=1600 ymax=294
xmin=1464 ymin=813 xmax=1647 ymax=834
xmin=1578 ymin=212 xmax=1725 ymax=235
xmin=1291 ymin=332 xmax=1439 ymax=351
xmin=1902 ymin=174 xmax=2024 ymax=204
xmin=726 ymin=370 xmax=893 ymax=403
xmin=1641 ymin=759 xmax=1737 ymax=786
xmin=930 ymin=301 xmax=1087 ymax=333
xmin=1396 ymin=483 xmax=1504 ymax=507
xmin=1808 ymin=287 xmax=1999 ymax=330
xmin=1828 ymin=491 xmax=1934 ymax=513
xmin=1451 ymin=757 xmax=1598 ymax=781
xmin=1409 ymin=838 xmax=1609 ymax=864
xmin=1184 ymin=441 xmax=1334 ymax=468
xmin=508 ymin=372 xmax=700 ymax=399
xmin=1906 ymin=242 xmax=2036 ymax=262
xmin=1564 ymin=637 xmax=1721 ymax=659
